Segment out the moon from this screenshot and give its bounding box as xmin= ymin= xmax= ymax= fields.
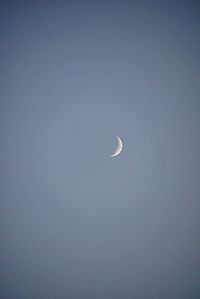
xmin=110 ymin=136 xmax=123 ymax=158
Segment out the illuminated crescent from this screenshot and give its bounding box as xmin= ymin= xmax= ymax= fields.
xmin=110 ymin=136 xmax=123 ymax=158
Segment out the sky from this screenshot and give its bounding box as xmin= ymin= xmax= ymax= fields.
xmin=0 ymin=1 xmax=200 ymax=298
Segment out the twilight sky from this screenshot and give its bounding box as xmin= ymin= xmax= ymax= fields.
xmin=0 ymin=1 xmax=200 ymax=298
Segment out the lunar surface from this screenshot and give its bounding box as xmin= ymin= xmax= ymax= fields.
xmin=110 ymin=136 xmax=123 ymax=158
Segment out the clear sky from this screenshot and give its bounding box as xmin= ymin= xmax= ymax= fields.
xmin=1 ymin=1 xmax=200 ymax=298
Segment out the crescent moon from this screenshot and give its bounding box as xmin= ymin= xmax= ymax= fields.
xmin=110 ymin=136 xmax=123 ymax=158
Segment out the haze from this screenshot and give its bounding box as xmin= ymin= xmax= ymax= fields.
xmin=1 ymin=1 xmax=200 ymax=298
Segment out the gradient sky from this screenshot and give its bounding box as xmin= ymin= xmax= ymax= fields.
xmin=1 ymin=1 xmax=200 ymax=298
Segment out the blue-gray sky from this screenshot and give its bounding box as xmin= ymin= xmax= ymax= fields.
xmin=1 ymin=1 xmax=200 ymax=298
